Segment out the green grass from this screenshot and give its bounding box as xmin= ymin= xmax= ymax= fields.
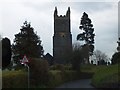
xmin=80 ymin=64 xmax=98 ymax=73
xmin=92 ymin=64 xmax=119 ymax=88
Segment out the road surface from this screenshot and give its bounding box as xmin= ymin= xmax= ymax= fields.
xmin=55 ymin=79 xmax=97 ymax=89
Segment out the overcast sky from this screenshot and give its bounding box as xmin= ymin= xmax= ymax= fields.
xmin=0 ymin=0 xmax=119 ymax=58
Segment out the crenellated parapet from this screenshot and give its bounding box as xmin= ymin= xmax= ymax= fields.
xmin=54 ymin=7 xmax=70 ymax=19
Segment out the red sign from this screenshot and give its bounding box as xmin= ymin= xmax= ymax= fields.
xmin=21 ymin=55 xmax=29 ymax=65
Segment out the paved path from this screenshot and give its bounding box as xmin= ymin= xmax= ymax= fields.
xmin=55 ymin=79 xmax=97 ymax=89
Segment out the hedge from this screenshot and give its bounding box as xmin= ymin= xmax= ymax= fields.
xmin=2 ymin=70 xmax=27 ymax=88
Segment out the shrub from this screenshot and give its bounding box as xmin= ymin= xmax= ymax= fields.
xmin=64 ymin=65 xmax=72 ymax=70
xmin=50 ymin=64 xmax=72 ymax=71
xmin=29 ymin=58 xmax=49 ymax=87
xmin=111 ymin=52 xmax=120 ymax=64
xmin=2 ymin=70 xmax=27 ymax=88
xmin=71 ymin=43 xmax=83 ymax=71
xmin=50 ymin=64 xmax=64 ymax=70
xmin=48 ymin=70 xmax=63 ymax=87
xmin=48 ymin=70 xmax=81 ymax=88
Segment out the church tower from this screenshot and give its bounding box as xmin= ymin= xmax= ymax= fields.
xmin=53 ymin=7 xmax=72 ymax=64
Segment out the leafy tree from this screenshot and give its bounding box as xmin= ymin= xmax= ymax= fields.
xmin=117 ymin=38 xmax=120 ymax=52
xmin=111 ymin=52 xmax=120 ymax=64
xmin=80 ymin=44 xmax=90 ymax=64
xmin=29 ymin=58 xmax=49 ymax=86
xmin=12 ymin=21 xmax=44 ymax=65
xmin=71 ymin=43 xmax=83 ymax=71
xmin=77 ymin=12 xmax=95 ymax=64
xmin=2 ymin=37 xmax=12 ymax=69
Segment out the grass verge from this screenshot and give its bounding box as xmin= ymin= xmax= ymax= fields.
xmin=91 ymin=64 xmax=119 ymax=88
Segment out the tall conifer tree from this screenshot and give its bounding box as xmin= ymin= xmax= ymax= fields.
xmin=2 ymin=37 xmax=12 ymax=69
xmin=77 ymin=12 xmax=95 ymax=64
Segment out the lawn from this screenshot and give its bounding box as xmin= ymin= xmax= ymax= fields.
xmin=80 ymin=64 xmax=98 ymax=73
xmin=91 ymin=64 xmax=119 ymax=88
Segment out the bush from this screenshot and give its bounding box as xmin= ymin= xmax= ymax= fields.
xmin=29 ymin=58 xmax=49 ymax=87
xmin=71 ymin=43 xmax=83 ymax=71
xmin=2 ymin=70 xmax=27 ymax=88
xmin=48 ymin=70 xmax=63 ymax=87
xmin=48 ymin=70 xmax=81 ymax=88
xmin=50 ymin=64 xmax=65 ymax=71
xmin=111 ymin=52 xmax=120 ymax=64
xmin=64 ymin=65 xmax=72 ymax=70
xmin=62 ymin=70 xmax=79 ymax=81
xmin=50 ymin=64 xmax=72 ymax=71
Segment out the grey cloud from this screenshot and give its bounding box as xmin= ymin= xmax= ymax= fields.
xmin=51 ymin=2 xmax=113 ymax=13
xmin=21 ymin=2 xmax=113 ymax=15
xmin=1 ymin=1 xmax=118 ymax=57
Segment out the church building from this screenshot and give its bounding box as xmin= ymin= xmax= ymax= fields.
xmin=53 ymin=7 xmax=72 ymax=64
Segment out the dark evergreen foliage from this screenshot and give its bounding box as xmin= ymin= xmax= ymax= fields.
xmin=71 ymin=44 xmax=83 ymax=71
xmin=12 ymin=21 xmax=44 ymax=65
xmin=111 ymin=52 xmax=120 ymax=64
xmin=2 ymin=37 xmax=12 ymax=69
xmin=77 ymin=12 xmax=95 ymax=55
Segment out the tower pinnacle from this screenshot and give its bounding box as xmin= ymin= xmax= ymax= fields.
xmin=66 ymin=7 xmax=70 ymax=17
xmin=54 ymin=7 xmax=58 ymax=17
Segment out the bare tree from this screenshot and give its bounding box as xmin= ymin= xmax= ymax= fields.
xmin=93 ymin=50 xmax=109 ymax=65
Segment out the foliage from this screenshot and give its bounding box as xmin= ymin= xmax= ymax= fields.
xmin=80 ymin=64 xmax=97 ymax=73
xmin=71 ymin=43 xmax=83 ymax=71
xmin=48 ymin=70 xmax=80 ymax=88
xmin=2 ymin=37 xmax=12 ymax=69
xmin=77 ymin=12 xmax=95 ymax=64
xmin=92 ymin=64 xmax=119 ymax=88
xmin=12 ymin=21 xmax=44 ymax=65
xmin=50 ymin=64 xmax=72 ymax=71
xmin=2 ymin=64 xmax=98 ymax=88
xmin=48 ymin=70 xmax=63 ymax=87
xmin=111 ymin=52 xmax=120 ymax=64
xmin=80 ymin=44 xmax=90 ymax=64
xmin=28 ymin=58 xmax=49 ymax=87
xmin=2 ymin=70 xmax=27 ymax=88
xmin=49 ymin=64 xmax=65 ymax=71
xmin=77 ymin=12 xmax=95 ymax=51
